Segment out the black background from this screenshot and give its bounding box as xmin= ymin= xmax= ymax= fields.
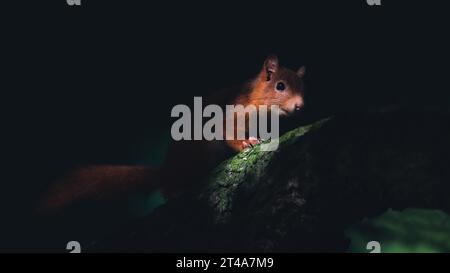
xmin=1 ymin=0 xmax=449 ymax=251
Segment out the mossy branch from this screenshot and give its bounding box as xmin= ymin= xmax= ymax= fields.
xmin=102 ymin=110 xmax=450 ymax=252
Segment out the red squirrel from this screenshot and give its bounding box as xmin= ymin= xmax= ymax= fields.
xmin=39 ymin=55 xmax=306 ymax=212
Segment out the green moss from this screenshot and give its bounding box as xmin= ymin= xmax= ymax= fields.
xmin=202 ymin=117 xmax=333 ymax=223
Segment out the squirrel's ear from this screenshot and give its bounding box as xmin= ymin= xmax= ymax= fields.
xmin=262 ymin=55 xmax=279 ymax=81
xmin=297 ymin=65 xmax=306 ymax=78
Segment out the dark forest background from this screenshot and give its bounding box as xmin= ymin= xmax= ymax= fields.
xmin=1 ymin=1 xmax=449 ymax=251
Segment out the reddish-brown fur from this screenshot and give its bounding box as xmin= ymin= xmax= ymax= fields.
xmin=39 ymin=55 xmax=306 ymax=211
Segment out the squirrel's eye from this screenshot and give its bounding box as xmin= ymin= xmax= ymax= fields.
xmin=276 ymin=82 xmax=286 ymax=91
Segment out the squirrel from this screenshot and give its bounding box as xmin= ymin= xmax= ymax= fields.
xmin=39 ymin=55 xmax=306 ymax=212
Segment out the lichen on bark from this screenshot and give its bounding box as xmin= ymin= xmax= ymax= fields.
xmin=202 ymin=117 xmax=332 ymax=224
xmin=98 ymin=109 xmax=450 ymax=252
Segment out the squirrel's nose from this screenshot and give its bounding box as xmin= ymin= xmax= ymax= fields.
xmin=294 ymin=97 xmax=304 ymax=111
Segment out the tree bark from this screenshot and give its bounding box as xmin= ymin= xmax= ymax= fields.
xmin=101 ymin=109 xmax=450 ymax=252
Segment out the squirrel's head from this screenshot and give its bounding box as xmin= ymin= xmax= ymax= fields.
xmin=250 ymin=55 xmax=306 ymax=116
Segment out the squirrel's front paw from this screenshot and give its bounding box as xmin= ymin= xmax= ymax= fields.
xmin=242 ymin=136 xmax=262 ymax=149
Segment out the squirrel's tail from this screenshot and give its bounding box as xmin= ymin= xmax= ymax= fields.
xmin=38 ymin=165 xmax=160 ymax=213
